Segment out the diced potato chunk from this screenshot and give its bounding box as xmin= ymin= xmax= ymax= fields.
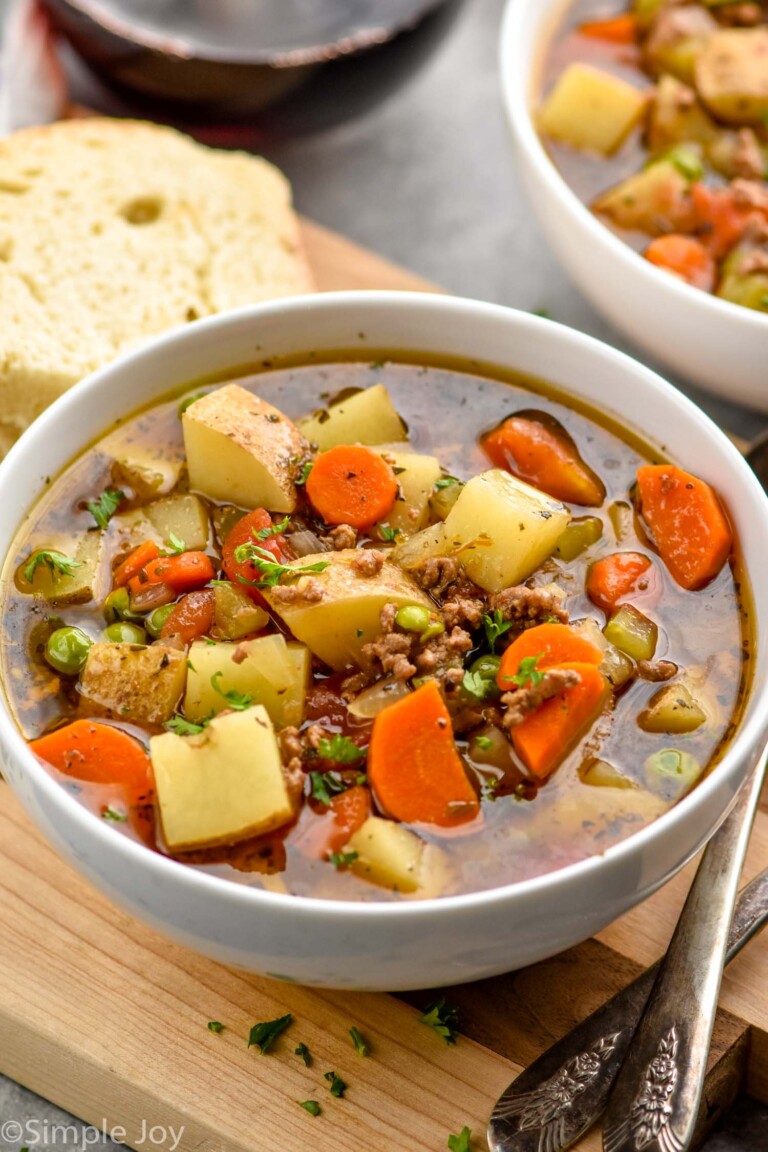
xmin=593 ymin=161 xmax=692 ymax=234
xmin=346 ymin=816 xmax=446 ymax=896
xmin=580 ymin=758 xmax=638 ymax=790
xmin=79 ymin=643 xmax=186 ymax=725
xmin=648 ymin=75 xmax=718 ymax=155
xmin=183 ymin=384 xmax=308 ymax=513
xmin=103 ymin=429 xmax=183 ymax=498
xmin=645 ymin=7 xmax=716 ymax=85
xmin=184 ymin=634 xmax=307 ymax=728
xmin=638 ymin=683 xmax=706 ymax=734
xmin=696 ymin=28 xmax=768 ymax=124
xmin=213 ymin=582 xmax=269 ymax=640
xmin=18 ymin=531 xmax=107 ymax=606
xmin=113 ymin=494 xmax=211 ymax=553
xmin=392 ymin=523 xmax=451 ymax=571
xmin=262 ymin=550 xmax=434 ymax=670
xmin=538 ymin=64 xmax=649 ymax=155
xmin=372 ymin=445 xmax=442 ymax=537
xmin=151 ymin=706 xmax=294 ymax=851
xmin=299 ymin=384 xmax=407 ymax=451
xmin=443 ymin=470 xmax=570 ymax=593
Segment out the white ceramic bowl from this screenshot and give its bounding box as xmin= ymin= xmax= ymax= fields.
xmin=1 ymin=292 xmax=767 ymax=991
xmin=500 ymin=0 xmax=768 ymax=412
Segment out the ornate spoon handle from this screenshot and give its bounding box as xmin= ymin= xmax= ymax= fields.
xmin=487 ymin=758 xmax=768 ymax=1152
xmin=601 ymin=754 xmax=767 ymax=1152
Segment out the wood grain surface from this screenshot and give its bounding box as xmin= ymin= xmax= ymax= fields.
xmin=0 ymin=221 xmax=765 ymax=1152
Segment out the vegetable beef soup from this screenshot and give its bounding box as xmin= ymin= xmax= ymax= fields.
xmin=538 ymin=0 xmax=768 ymax=311
xmin=0 ymin=358 xmax=751 ymax=901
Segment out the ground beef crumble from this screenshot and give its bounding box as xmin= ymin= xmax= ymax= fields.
xmin=501 ymin=668 xmax=581 ymax=730
xmin=351 ymin=549 xmax=386 ymax=577
xmin=410 ymin=555 xmax=484 ymax=601
xmin=326 ymin=523 xmax=358 ymax=551
xmin=490 ymin=584 xmax=568 ymax=628
xmin=637 ymin=659 xmax=678 ymax=682
xmin=269 ymin=578 xmax=325 ymax=606
xmin=350 ymin=601 xmax=474 ymax=689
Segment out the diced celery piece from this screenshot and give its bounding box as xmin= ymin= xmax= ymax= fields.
xmin=580 ymin=758 xmax=637 ymax=789
xmin=638 ymin=684 xmax=706 ymax=734
xmin=554 ymin=517 xmax=603 ymax=562
xmin=213 ymin=582 xmax=269 ymax=641
xmin=644 ymin=748 xmax=703 ymax=800
xmin=603 ymin=604 xmax=658 ymax=663
xmin=608 ymin=501 xmax=634 ymax=543
xmin=718 ymin=242 xmax=768 ymax=313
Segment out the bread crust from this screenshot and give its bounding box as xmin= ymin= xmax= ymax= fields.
xmin=0 ymin=118 xmax=315 ymax=448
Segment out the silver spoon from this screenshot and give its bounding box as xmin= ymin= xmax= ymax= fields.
xmin=488 ymin=430 xmax=768 ymax=1152
xmin=487 ymin=760 xmax=768 ymax=1152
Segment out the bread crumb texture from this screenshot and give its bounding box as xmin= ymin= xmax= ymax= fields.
xmin=0 ymin=119 xmax=314 ymax=453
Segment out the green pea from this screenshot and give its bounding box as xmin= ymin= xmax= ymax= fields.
xmin=421 ymin=618 xmax=445 ymax=641
xmin=45 ymin=627 xmax=93 ymax=676
xmin=396 ymin=605 xmax=433 ymax=633
xmin=105 ymin=622 xmax=147 ymax=645
xmin=146 ymin=603 xmax=175 ymax=638
xmin=103 ymin=587 xmax=142 ymax=624
xmin=470 ymin=654 xmax=502 ymax=681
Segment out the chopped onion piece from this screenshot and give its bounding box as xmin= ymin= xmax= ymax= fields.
xmin=347 ymin=677 xmax=411 ymax=719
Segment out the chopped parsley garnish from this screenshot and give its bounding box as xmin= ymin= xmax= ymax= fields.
xmin=309 ymin=770 xmax=348 ymax=807
xmin=435 ymin=476 xmax=459 ymax=490
xmin=329 ymin=851 xmax=359 ymax=870
xmin=379 ymin=524 xmax=401 ymax=542
xmin=507 ymin=655 xmax=544 ymax=689
xmin=448 ymin=1126 xmax=472 ymax=1152
xmin=87 ymin=487 xmax=124 ymax=530
xmin=462 ymin=669 xmax=498 ymax=701
xmin=419 ymin=997 xmax=460 ymax=1046
xmin=533 ymin=307 xmax=553 ymax=320
xmin=165 ymin=532 xmax=187 ymax=556
xmin=483 ymin=609 xmax=513 ymax=653
xmin=23 ymin=549 xmax=82 ymax=585
xmin=165 ymin=716 xmax=207 ymax=736
xmin=247 ymin=1013 xmax=293 ymax=1053
xmin=207 ymin=1021 xmax=224 ymax=1033
xmin=356 ymin=628 xmax=364 ymax=638
xmin=233 ymin=540 xmax=329 ymax=588
xmin=295 ymin=1042 xmax=312 ymax=1066
xmin=299 ymin=1100 xmax=321 ymax=1117
xmin=349 ymin=1027 xmax=369 ymax=1056
xmin=475 ymin=736 xmax=493 ymax=752
xmin=211 ymin=672 xmax=254 ymax=711
xmin=296 ymin=461 xmax=314 ymax=487
xmin=324 ymin=1071 xmax=348 ymax=1098
xmin=481 ymin=777 xmax=500 ymax=801
xmin=355 ymin=773 xmax=369 ymax=786
xmin=102 ymin=806 xmax=127 ymax=822
xmin=256 ymin=515 xmax=290 ymax=540
xmin=317 ymin=734 xmax=365 ymax=764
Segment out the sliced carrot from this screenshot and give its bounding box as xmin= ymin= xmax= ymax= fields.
xmin=113 ymin=540 xmax=159 ymax=588
xmin=128 ymin=551 xmax=216 ymax=596
xmin=586 ymin=551 xmax=654 ymax=613
xmin=497 ymin=622 xmax=603 ymax=691
xmin=368 ymin=681 xmax=479 ymax=828
xmin=580 ymin=14 xmax=637 ymax=43
xmin=30 ymin=720 xmax=152 ymax=794
xmin=645 ymin=235 xmax=715 ymax=291
xmin=511 ymin=661 xmax=609 ymax=780
xmin=691 ymin=184 xmax=767 ymax=261
xmin=636 ymin=465 xmax=733 ymax=590
xmin=481 ymin=412 xmax=606 ymax=507
xmin=160 ymin=589 xmax=216 ymax=645
xmin=305 ymin=445 xmax=398 ymax=529
xmin=295 ymin=785 xmax=373 ymax=859
xmin=222 ymin=508 xmax=285 ymax=604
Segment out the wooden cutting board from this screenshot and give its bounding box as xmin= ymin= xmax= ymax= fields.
xmin=1 ymin=220 xmax=766 ymax=1152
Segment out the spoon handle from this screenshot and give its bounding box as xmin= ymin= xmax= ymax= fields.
xmin=601 ymin=754 xmax=767 ymax=1152
xmin=487 ymin=760 xmax=768 ymax=1152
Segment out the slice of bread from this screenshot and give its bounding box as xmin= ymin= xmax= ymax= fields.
xmin=0 ymin=118 xmax=315 ymax=454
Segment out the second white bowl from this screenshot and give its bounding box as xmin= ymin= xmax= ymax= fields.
xmin=500 ymin=0 xmax=768 ymax=411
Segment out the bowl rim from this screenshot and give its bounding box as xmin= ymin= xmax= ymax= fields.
xmin=499 ymin=0 xmax=768 ymax=334
xmin=46 ymin=0 xmax=453 ymax=67
xmin=1 ymin=289 xmax=767 ymax=922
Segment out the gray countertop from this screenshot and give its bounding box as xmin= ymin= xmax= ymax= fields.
xmin=0 ymin=0 xmax=766 ymax=1147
